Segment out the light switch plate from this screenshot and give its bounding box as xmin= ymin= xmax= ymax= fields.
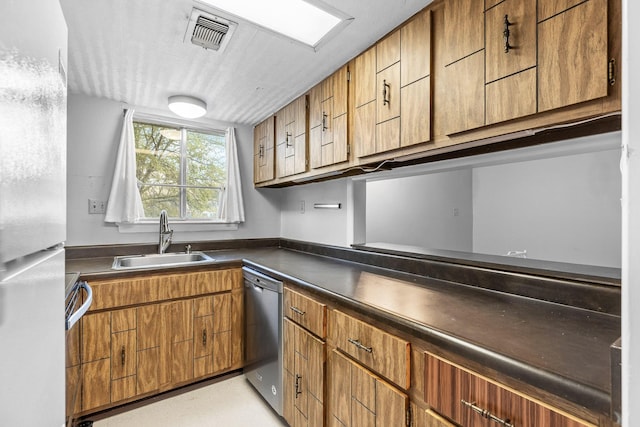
xmin=88 ymin=199 xmax=106 ymax=214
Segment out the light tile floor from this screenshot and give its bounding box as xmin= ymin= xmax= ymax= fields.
xmin=93 ymin=375 xmax=287 ymax=427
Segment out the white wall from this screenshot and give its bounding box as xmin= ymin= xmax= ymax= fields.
xmin=280 ymin=177 xmax=350 ymax=247
xmin=66 ymin=93 xmax=281 ymax=246
xmin=472 ymin=144 xmax=621 ymax=267
xmin=366 ymin=170 xmax=473 ymax=251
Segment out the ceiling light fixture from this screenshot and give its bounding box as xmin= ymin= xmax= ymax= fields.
xmin=197 ymin=0 xmax=352 ymax=49
xmin=168 ymin=95 xmax=207 ymax=119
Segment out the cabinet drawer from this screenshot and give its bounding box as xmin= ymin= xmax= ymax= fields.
xmin=424 ymin=352 xmax=595 ymax=427
xmin=330 ymin=309 xmax=410 ymax=389
xmin=283 ymin=287 xmax=326 ymax=338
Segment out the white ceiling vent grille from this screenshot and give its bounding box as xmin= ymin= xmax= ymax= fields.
xmin=185 ymin=8 xmax=237 ymax=52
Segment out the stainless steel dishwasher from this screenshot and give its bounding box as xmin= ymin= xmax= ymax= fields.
xmin=243 ymin=266 xmax=284 ymax=416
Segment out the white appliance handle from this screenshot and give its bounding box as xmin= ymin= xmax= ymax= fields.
xmin=65 ymin=281 xmax=92 ymax=330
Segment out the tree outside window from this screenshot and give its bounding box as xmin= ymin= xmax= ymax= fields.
xmin=133 ymin=121 xmax=226 ymax=220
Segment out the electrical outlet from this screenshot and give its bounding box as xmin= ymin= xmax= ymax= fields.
xmin=453 ymin=208 xmax=459 ymax=217
xmin=88 ymin=199 xmax=106 ymax=214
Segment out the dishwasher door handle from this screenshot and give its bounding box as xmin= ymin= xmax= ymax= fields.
xmin=251 ymin=283 xmax=264 ymax=293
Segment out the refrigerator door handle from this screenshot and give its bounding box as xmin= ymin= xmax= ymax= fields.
xmin=65 ymin=281 xmax=92 ymax=330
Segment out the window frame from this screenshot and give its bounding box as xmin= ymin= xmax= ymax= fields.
xmin=124 ymin=112 xmax=235 ymax=230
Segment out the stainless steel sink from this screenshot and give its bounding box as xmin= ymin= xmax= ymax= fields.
xmin=112 ymin=251 xmax=214 ymax=270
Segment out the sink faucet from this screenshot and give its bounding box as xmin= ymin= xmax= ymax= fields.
xmin=158 ymin=210 xmax=173 ymax=254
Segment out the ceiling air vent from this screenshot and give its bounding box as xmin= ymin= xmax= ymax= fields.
xmin=185 ymin=8 xmax=237 ymax=52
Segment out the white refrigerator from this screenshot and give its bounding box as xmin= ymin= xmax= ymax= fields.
xmin=0 ymin=0 xmax=68 ymax=425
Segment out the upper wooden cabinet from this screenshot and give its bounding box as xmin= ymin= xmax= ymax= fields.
xmin=445 ymin=0 xmax=612 ymax=133
xmin=355 ymin=10 xmax=432 ymax=158
xmin=276 ymin=95 xmax=308 ymax=178
xmin=537 ymin=0 xmax=609 ymax=112
xmin=309 ymin=65 xmax=349 ymax=169
xmin=442 ymin=0 xmax=484 ymax=66
xmin=253 ymin=116 xmax=275 ymax=184
xmin=254 ymin=0 xmax=619 ymax=187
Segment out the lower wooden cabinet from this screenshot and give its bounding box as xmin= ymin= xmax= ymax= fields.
xmin=79 ymin=269 xmax=243 ymax=415
xmin=424 ymin=352 xmax=595 ymax=427
xmin=328 ymin=349 xmax=408 ymax=427
xmin=284 ymin=318 xmax=325 ymax=427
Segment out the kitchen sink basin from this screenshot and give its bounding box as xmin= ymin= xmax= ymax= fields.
xmin=112 ymin=251 xmax=214 ymax=270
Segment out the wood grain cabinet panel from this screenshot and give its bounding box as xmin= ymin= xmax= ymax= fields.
xmin=253 ymin=116 xmax=275 ymax=184
xmin=309 ymin=65 xmax=349 ymax=170
xmin=485 ymin=0 xmax=537 ymax=84
xmin=283 ymin=318 xmax=325 ymax=427
xmin=444 ymin=50 xmax=485 ymax=135
xmin=538 ymin=0 xmax=585 ymax=21
xmin=424 ymin=352 xmax=595 ymax=427
xmin=443 ymin=0 xmax=484 ymax=66
xmin=376 ymin=30 xmax=400 ymax=72
xmin=537 ymin=0 xmax=609 ymax=112
xmin=328 ymin=349 xmax=408 ymax=427
xmin=401 ymin=10 xmax=431 ymax=87
xmin=284 ymin=287 xmax=327 ymax=338
xmin=486 ymin=67 xmax=537 ymax=125
xmin=330 ymin=309 xmax=410 ymax=389
xmin=276 ymin=95 xmax=308 ymax=179
xmin=79 ymin=269 xmax=243 ymax=416
xmin=376 ymin=62 xmax=401 ymax=125
xmin=401 ymin=77 xmax=431 ymax=147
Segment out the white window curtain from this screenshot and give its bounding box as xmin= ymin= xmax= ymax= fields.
xmin=104 ymin=108 xmax=145 ymax=223
xmin=218 ymin=127 xmax=245 ymax=223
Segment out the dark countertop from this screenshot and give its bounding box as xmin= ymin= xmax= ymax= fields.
xmin=67 ymin=246 xmax=620 ymax=415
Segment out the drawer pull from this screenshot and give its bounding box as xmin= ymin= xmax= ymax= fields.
xmin=461 ymin=399 xmax=514 ymax=427
xmin=290 ymin=306 xmax=306 ymax=316
xmin=503 ymin=14 xmax=513 ymax=53
xmin=348 ymin=338 xmax=373 ymax=353
xmin=121 ymin=346 xmax=126 ymax=366
xmin=382 ymin=80 xmax=391 ymax=106
xmin=295 ymin=374 xmax=302 ymax=398
xmin=202 ymin=329 xmax=207 ymax=346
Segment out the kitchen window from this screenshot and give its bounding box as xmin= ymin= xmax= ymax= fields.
xmin=133 ymin=120 xmax=226 ymax=220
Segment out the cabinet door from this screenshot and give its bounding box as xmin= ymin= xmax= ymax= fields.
xmin=284 ymin=318 xmax=325 ymax=427
xmin=443 ymin=0 xmax=484 ymax=65
xmin=376 ymin=62 xmax=400 ymax=124
xmin=254 ymin=117 xmax=275 ymax=183
xmin=328 ymin=350 xmax=408 ymax=427
xmin=424 ymin=352 xmax=594 ymax=427
xmin=537 ymin=0 xmax=608 ymax=112
xmin=377 ymin=30 xmax=400 ymax=72
xmin=354 ymin=47 xmax=376 ymax=108
xmin=354 ymin=101 xmax=376 ymax=158
xmin=485 ymin=0 xmax=536 ymax=84
xmin=443 ymin=50 xmax=485 ymax=135
xmin=80 ymin=312 xmax=111 ymax=411
xmin=166 ymin=300 xmax=194 ymax=385
xmin=401 ymin=9 xmax=431 ymax=87
xmin=401 ymin=77 xmax=431 ymax=147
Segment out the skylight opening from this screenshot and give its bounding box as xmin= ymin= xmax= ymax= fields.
xmin=198 ymin=0 xmax=351 ymax=48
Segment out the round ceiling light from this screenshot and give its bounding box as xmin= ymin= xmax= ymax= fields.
xmin=168 ymin=95 xmax=207 ymax=119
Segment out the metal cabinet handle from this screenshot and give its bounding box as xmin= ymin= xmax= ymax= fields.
xmin=65 ymin=281 xmax=93 ymax=331
xmin=290 ymin=306 xmax=306 ymax=316
xmin=322 ymin=112 xmax=328 ymax=131
xmin=121 ymin=346 xmax=126 ymax=366
xmin=258 ymin=144 xmax=264 ymax=158
xmin=503 ymin=14 xmax=513 ymax=53
xmin=286 ymin=132 xmax=292 ymax=147
xmin=382 ymin=80 xmax=391 ymax=106
xmin=461 ymin=399 xmax=515 ymax=427
xmin=348 ymin=338 xmax=373 ymax=353
xmin=295 ymin=374 xmax=302 ymax=398
xmin=202 ymin=329 xmax=207 ymax=346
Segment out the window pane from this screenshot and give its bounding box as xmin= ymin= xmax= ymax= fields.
xmin=134 ymin=123 xmax=181 ymax=186
xmin=186 ymin=187 xmax=221 ymax=219
xmin=138 ymin=184 xmax=180 ymax=219
xmin=186 ymin=130 xmax=226 ymax=187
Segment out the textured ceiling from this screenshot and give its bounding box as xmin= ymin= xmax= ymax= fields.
xmin=59 ymin=0 xmax=433 ymax=126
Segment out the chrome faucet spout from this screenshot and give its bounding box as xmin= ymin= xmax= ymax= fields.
xmin=158 ymin=210 xmax=173 ymax=254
